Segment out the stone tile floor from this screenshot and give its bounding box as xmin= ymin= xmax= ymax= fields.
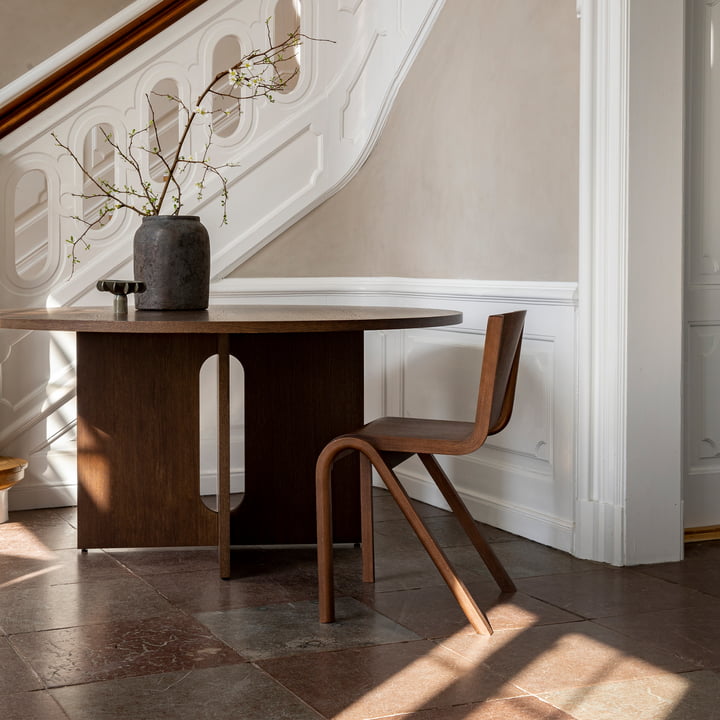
xmin=1 ymin=489 xmax=720 ymax=719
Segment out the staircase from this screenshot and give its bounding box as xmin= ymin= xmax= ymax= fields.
xmin=0 ymin=0 xmax=445 ymax=507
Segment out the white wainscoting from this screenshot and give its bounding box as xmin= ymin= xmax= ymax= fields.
xmin=8 ymin=277 xmax=578 ymax=555
xmin=210 ymin=277 xmax=579 ymax=552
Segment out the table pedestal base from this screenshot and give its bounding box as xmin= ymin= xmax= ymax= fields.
xmin=76 ymin=331 xmax=363 ymax=550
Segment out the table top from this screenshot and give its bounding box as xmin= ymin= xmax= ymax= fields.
xmin=0 ymin=305 xmax=463 ymax=334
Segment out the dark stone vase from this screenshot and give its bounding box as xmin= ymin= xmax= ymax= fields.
xmin=133 ymin=215 xmax=210 ymax=310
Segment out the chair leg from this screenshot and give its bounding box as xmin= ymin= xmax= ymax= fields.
xmin=375 ymin=457 xmax=493 ymax=635
xmin=316 ymin=451 xmax=335 ymax=623
xmin=360 ymin=453 xmax=375 ymax=583
xmin=419 ymin=454 xmax=516 ymax=593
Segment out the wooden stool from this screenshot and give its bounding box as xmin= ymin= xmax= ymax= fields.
xmin=0 ymin=456 xmax=28 ymax=523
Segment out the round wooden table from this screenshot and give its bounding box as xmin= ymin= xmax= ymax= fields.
xmin=0 ymin=305 xmax=462 ymax=575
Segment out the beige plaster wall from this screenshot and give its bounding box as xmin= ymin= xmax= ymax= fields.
xmin=1 ymin=0 xmax=133 ymax=86
xmin=232 ymin=0 xmax=580 ymax=281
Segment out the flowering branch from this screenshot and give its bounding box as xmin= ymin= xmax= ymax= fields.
xmin=52 ymin=19 xmax=329 ymax=268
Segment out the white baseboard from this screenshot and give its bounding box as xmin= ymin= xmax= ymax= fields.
xmin=574 ymin=498 xmax=624 ymax=566
xmin=199 ymin=472 xmax=245 ymax=496
xmin=9 ymin=482 xmax=77 ymax=512
xmin=391 ymin=466 xmax=575 ymax=554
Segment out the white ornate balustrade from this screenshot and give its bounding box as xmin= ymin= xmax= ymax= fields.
xmin=0 ymin=0 xmax=445 ymax=507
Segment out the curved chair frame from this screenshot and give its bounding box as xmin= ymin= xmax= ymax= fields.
xmin=316 ymin=310 xmax=526 ymax=634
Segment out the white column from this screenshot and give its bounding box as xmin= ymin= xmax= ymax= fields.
xmin=575 ymin=0 xmax=684 ymax=565
xmin=575 ymin=0 xmax=631 ymax=565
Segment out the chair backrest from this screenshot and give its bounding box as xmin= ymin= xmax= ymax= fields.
xmin=472 ymin=310 xmax=526 ymax=443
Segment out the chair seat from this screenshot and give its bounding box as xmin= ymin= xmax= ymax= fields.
xmin=351 ymin=417 xmax=476 ymax=455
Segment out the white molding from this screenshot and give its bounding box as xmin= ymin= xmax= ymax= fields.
xmin=575 ymin=498 xmax=624 ymax=562
xmin=575 ymin=0 xmax=630 ymax=566
xmin=211 ymin=277 xmax=578 ymax=305
xmin=199 ymin=471 xmax=244 ymax=497
xmin=10 ymin=480 xmax=77 ymax=512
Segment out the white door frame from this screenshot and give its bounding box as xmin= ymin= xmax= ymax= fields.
xmin=575 ymin=0 xmax=685 ymax=565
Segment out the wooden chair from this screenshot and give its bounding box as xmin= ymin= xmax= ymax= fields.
xmin=316 ymin=310 xmax=526 ymax=635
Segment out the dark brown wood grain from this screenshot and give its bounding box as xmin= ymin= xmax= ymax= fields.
xmin=77 ymin=332 xmax=218 ymax=548
xmin=0 ymin=0 xmax=208 ymax=138
xmin=75 ymin=329 xmax=365 ymax=550
xmin=0 ymin=305 xmax=463 ymax=334
xmin=229 ymin=331 xmax=364 ymax=545
xmin=77 ymin=333 xmax=217 ymax=548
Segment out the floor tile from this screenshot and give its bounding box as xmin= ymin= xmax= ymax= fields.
xmin=540 ymin=670 xmax=720 ymax=720
xmin=6 ymin=508 xmax=73 ymax=528
xmin=195 ymin=597 xmax=419 ymax=661
xmin=372 ymin=515 xmax=517 ymax=553
xmin=11 ymin=611 xmax=243 ymax=687
xmin=439 ymin=621 xmax=699 ymax=694
xmin=370 ymin=493 xmax=405 ymax=522
xmin=107 ymin=548 xmax=220 ymax=576
xmin=50 ymin=664 xmax=323 ymax=719
xmin=0 ymin=548 xmax=131 ymax=590
xmin=145 ymin=568 xmax=316 ymax=614
xmin=517 ymin=568 xmax=712 ymax=618
xmin=335 ymin=546 xmax=487 ymax=597
xmin=228 ymin=546 xmax=321 ymax=581
xmin=372 ymin=518 xmax=427 ymax=552
xmin=431 ymin=516 xmax=517 ymax=548
xmin=593 ymin=603 xmax=720 ymax=668
xmin=373 ymin=515 xmax=466 ymax=552
xmin=259 ymin=639 xmax=525 ymax=720
xmin=365 ymin=582 xmax=582 ymax=638
xmin=373 ymin=696 xmax=576 ymax=719
xmin=411 ymin=498 xmax=453 ymax=518
xmin=5 ymin=504 xmax=720 ymax=720
xmin=371 ymin=494 xmax=451 ymax=522
xmin=338 ymin=535 xmax=586 ymax=603
xmin=0 ymin=576 xmax=176 ymax=634
xmin=0 ymin=637 xmax=43 ymax=695
xmin=635 ymin=540 xmax=720 ymax=598
xmin=371 ymin=489 xmax=517 ymax=541
xmin=449 ymin=540 xmax=600 ymax=582
xmin=0 ymin=515 xmax=77 ymax=551
xmin=477 ymin=522 xmax=521 ymax=544
xmin=3 ymin=690 xmax=70 ymax=719
xmin=51 ymin=506 xmax=77 ymax=528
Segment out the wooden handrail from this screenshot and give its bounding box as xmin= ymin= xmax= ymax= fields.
xmin=0 ymin=0 xmax=208 ymax=139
